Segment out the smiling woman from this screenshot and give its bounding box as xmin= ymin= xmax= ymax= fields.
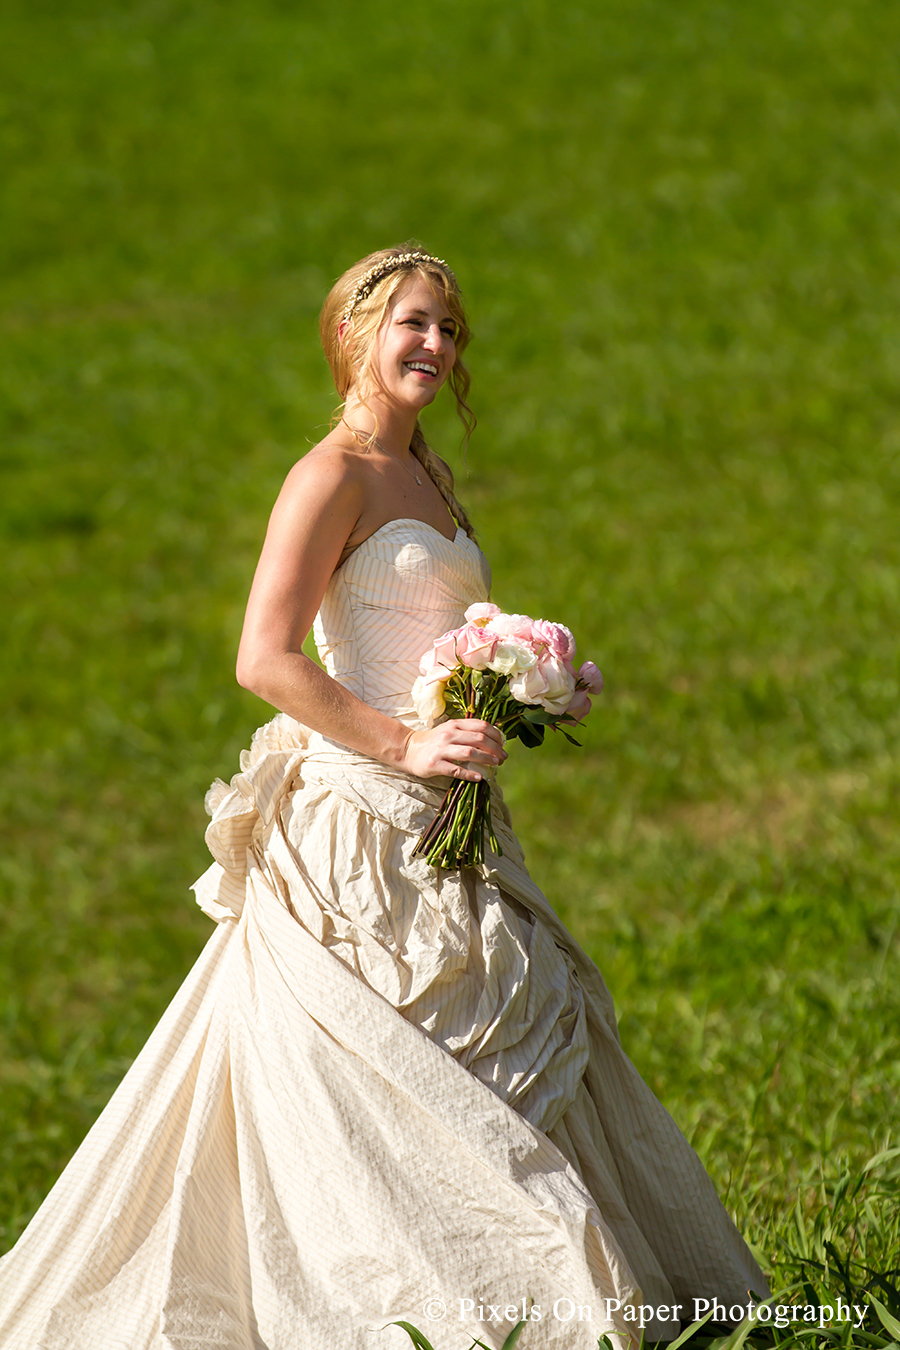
xmin=313 ymin=245 xmax=478 ymax=560
xmin=0 ymin=245 xmax=768 ymax=1350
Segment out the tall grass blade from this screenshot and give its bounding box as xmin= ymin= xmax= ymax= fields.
xmin=869 ymin=1297 xmax=900 ymax=1341
xmin=795 ymin=1195 xmax=811 ymax=1260
xmin=659 ymin=1308 xmax=716 ymax=1350
xmin=384 ymin=1321 xmax=438 ymax=1350
xmin=869 ymin=1273 xmax=900 ymax=1313
xmin=468 ymin=1327 xmax=528 ymax=1350
xmin=500 ymin=1320 xmax=529 ymax=1349
xmin=861 ymin=1149 xmax=900 ymax=1175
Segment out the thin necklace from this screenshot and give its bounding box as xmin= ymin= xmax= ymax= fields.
xmin=342 ymin=421 xmax=423 ymax=485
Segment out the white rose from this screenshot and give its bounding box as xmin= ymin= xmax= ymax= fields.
xmin=508 ymin=662 xmax=551 ymax=705
xmin=537 ymin=654 xmax=576 ymax=713
xmin=411 ymin=674 xmax=447 ymax=727
xmin=488 ymin=642 xmax=538 ymax=677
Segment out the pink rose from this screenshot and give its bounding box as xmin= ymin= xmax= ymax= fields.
xmin=533 ymin=619 xmax=576 ymax=662
xmin=577 ymin=660 xmax=604 ymax=694
xmin=485 ymin=612 xmax=539 ymax=646
xmin=420 ymin=628 xmax=462 ymax=676
xmin=454 ymin=622 xmax=498 ymax=670
xmin=564 ymin=689 xmax=592 ymax=722
xmin=464 ymin=602 xmax=501 ymax=627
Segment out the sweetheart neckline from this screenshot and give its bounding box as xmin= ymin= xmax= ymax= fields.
xmin=362 ymin=517 xmax=464 ymax=545
xmin=340 ymin=516 xmax=474 ymax=567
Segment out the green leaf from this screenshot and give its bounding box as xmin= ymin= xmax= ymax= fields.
xmin=862 ymin=1148 xmax=900 ymax=1175
xmin=557 ymin=728 xmax=583 ymax=746
xmin=509 ymin=720 xmax=544 ymax=747
xmin=714 ymin=1314 xmax=766 ymax=1350
xmin=869 ymin=1273 xmax=900 ymax=1309
xmin=383 ymin=1320 xmax=437 ymax=1349
xmin=832 ymin=1170 xmax=853 ymax=1210
xmin=794 ymin=1195 xmax=810 ymax=1258
xmin=869 ymin=1297 xmax=900 ymax=1341
xmin=661 ymin=1307 xmax=716 ymax=1350
xmin=501 ymin=1320 xmax=530 ymax=1349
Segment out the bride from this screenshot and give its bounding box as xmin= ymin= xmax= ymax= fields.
xmin=0 ymin=247 xmax=768 ymax=1350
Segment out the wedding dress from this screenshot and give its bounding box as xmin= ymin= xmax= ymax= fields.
xmin=0 ymin=519 xmax=767 ymax=1350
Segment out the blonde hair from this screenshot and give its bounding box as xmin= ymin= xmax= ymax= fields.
xmin=319 ymin=245 xmax=477 ymax=539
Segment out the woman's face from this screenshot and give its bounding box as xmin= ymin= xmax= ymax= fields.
xmin=364 ymin=273 xmax=458 ymax=412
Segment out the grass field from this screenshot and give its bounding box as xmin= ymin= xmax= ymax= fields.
xmin=2 ymin=0 xmax=899 ymax=1336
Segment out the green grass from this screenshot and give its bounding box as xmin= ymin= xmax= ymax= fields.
xmin=1 ymin=0 xmax=898 ymax=1321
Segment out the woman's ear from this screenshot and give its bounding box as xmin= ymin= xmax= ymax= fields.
xmin=337 ymin=319 xmax=349 ymax=343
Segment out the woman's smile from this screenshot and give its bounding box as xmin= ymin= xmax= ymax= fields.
xmin=373 ymin=274 xmax=457 ymax=405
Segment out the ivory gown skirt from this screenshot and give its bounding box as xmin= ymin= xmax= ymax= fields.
xmin=0 ymin=717 xmax=768 ymax=1350
xmin=0 ymin=519 xmax=767 ymax=1348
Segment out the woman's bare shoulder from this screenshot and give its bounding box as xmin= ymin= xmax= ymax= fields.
xmin=274 ymin=436 xmax=369 ymax=522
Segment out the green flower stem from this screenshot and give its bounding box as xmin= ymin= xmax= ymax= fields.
xmin=414 ymin=665 xmax=569 ymax=869
xmin=412 ymin=775 xmax=499 ymax=870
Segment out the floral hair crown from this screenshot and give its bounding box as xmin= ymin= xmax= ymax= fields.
xmin=341 ymin=251 xmax=452 ymax=324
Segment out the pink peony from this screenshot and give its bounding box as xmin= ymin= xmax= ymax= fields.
xmin=577 ymin=660 xmax=604 ymax=694
xmin=464 ymin=602 xmax=501 ymax=627
xmin=533 ymin=619 xmax=577 ymax=662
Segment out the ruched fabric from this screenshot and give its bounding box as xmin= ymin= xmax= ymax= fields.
xmin=0 ymin=520 xmax=767 ymax=1350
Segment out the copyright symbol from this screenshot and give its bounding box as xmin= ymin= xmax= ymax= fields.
xmin=423 ymin=1298 xmax=446 ymax=1321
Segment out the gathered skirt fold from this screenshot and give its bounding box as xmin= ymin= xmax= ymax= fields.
xmin=0 ymin=718 xmax=767 ymax=1350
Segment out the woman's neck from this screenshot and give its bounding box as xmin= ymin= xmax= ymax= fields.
xmin=341 ymin=395 xmax=417 ymax=458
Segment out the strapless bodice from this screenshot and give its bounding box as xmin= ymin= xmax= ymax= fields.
xmin=313 ymin=517 xmax=491 ymax=725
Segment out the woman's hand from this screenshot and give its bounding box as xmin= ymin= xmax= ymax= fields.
xmin=400 ymin=719 xmax=507 ymax=782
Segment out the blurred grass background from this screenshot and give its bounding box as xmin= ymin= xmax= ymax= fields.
xmin=2 ymin=0 xmax=898 ymax=1289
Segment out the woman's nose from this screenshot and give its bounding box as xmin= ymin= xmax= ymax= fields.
xmin=422 ymin=323 xmax=445 ymax=352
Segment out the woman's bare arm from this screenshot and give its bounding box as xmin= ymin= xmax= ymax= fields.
xmin=236 ymin=449 xmax=505 ymax=781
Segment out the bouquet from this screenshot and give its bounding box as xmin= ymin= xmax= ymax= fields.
xmin=410 ymin=602 xmax=604 ymax=869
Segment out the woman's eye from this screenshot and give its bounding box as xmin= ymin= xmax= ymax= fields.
xmin=441 ymin=327 xmax=456 ymax=339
